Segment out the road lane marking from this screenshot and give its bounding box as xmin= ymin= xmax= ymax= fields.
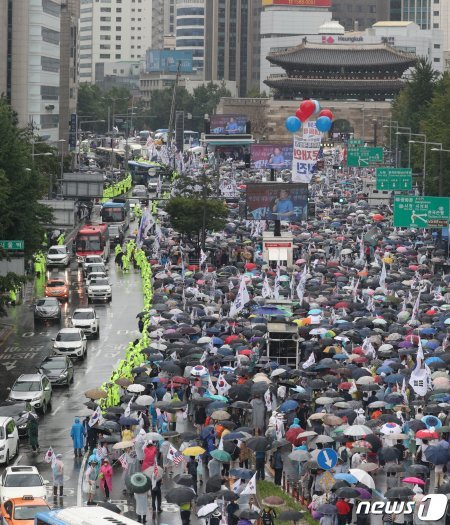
xmin=51 ymin=405 xmax=63 ymax=415
xmin=74 ymin=380 xmax=81 ymax=389
xmin=13 ymin=454 xmax=22 ymax=465
xmin=77 ymin=453 xmax=88 ymax=506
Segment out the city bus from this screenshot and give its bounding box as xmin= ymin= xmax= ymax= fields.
xmin=35 ymin=506 xmax=141 ymax=524
xmin=154 ymin=129 xmax=199 ymax=150
xmin=100 ymin=199 xmax=130 ymax=231
xmin=128 ymin=159 xmax=161 ymax=186
xmin=75 ymin=223 xmax=110 ymax=264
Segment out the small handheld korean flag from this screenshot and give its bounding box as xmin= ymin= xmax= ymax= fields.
xmin=200 ymin=249 xmax=208 ymax=267
xmin=232 ymin=478 xmax=241 ymax=492
xmin=241 ymin=473 xmax=257 ymax=495
xmin=44 ymin=447 xmax=55 ymax=465
xmin=302 ymin=352 xmax=316 ymax=369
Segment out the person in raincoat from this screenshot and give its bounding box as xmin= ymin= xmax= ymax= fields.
xmin=99 ymin=458 xmax=113 ymax=500
xmin=250 ymin=396 xmax=266 ymax=433
xmin=70 ymin=417 xmax=85 ymax=457
xmin=142 ymin=442 xmax=158 ymax=472
xmin=51 ymin=454 xmax=64 ymax=498
xmin=135 ymin=429 xmax=146 ymax=465
xmin=27 ymin=413 xmax=39 ymax=452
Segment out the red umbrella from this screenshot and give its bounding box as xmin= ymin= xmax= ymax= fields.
xmin=338 ymin=382 xmax=352 ymax=390
xmin=353 ymin=347 xmax=363 ymax=355
xmin=225 ymin=335 xmax=240 ymax=344
xmin=286 ymin=427 xmax=304 ymax=445
xmin=373 ymin=214 xmax=384 ymax=221
xmin=171 ymin=376 xmax=189 ymax=384
xmin=335 ymin=301 xmax=350 ymax=309
xmin=416 ymin=429 xmax=439 ymax=439
xmin=187 ymin=265 xmax=199 ymax=271
xmin=244 ymin=263 xmax=257 ymax=270
xmin=402 ymin=477 xmax=425 ymax=486
xmin=239 ymin=349 xmax=253 ymax=356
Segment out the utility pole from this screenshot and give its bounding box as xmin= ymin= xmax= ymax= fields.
xmin=167 ymin=61 xmax=182 ymax=150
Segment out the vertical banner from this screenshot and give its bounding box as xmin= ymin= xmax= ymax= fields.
xmin=292 ymin=133 xmax=322 ymax=183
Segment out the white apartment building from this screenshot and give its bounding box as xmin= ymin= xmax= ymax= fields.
xmin=259 ymin=3 xmax=332 ymax=92
xmin=0 ymin=0 xmax=62 ymax=141
xmin=79 ymin=0 xmax=152 ymax=83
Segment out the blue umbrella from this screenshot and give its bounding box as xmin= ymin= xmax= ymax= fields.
xmin=201 ymin=425 xmax=214 ymax=439
xmin=420 ymin=327 xmax=436 ymax=335
xmin=229 ymin=468 xmax=255 ymax=479
xmin=308 ymin=309 xmax=322 ymax=315
xmin=425 ymin=446 xmax=450 ymax=465
xmin=421 ymin=415 xmax=442 ymax=429
xmin=425 ymin=356 xmax=444 ymax=365
xmin=212 ymin=336 xmax=224 ymax=345
xmin=377 ymin=366 xmax=393 ymax=374
xmin=334 ymin=473 xmax=358 ymax=484
xmin=383 ymin=374 xmax=405 ymax=384
xmin=252 ymin=306 xmax=291 ymax=316
xmin=279 ymin=400 xmax=299 ymax=413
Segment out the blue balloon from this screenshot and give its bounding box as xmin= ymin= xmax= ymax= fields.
xmin=312 ymin=99 xmax=321 ymax=115
xmin=316 ymin=116 xmax=332 ymax=132
xmin=285 ymin=116 xmax=301 ymax=133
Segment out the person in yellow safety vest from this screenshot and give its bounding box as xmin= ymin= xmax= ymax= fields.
xmin=122 ymin=251 xmax=130 ymax=272
xmin=9 ymin=288 xmax=17 ymax=306
xmin=115 ymin=244 xmax=123 ymax=257
xmin=57 ymin=232 xmax=65 ymax=245
xmin=152 ymin=201 xmax=157 ymax=214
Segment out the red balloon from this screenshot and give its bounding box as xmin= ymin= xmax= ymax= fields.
xmin=319 ymin=109 xmax=334 ymax=120
xmin=295 ymin=109 xmax=308 ymax=122
xmin=300 ymin=100 xmax=316 ymax=120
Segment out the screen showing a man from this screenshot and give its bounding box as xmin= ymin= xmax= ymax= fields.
xmin=269 ymin=147 xmax=287 ymax=168
xmin=225 ymin=118 xmax=239 ymax=134
xmin=272 ymin=189 xmax=295 ymax=220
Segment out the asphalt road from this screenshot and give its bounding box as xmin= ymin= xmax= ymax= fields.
xmin=0 ymin=227 xmax=205 ymax=523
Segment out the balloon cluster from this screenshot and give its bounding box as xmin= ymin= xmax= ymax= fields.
xmin=285 ymin=99 xmax=334 ymax=133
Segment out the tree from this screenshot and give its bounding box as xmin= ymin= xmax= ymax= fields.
xmin=191 ymin=82 xmax=231 ymax=121
xmin=0 ymin=98 xmax=53 ymax=259
xmin=165 ymin=197 xmax=228 ymax=253
xmin=148 ymin=87 xmax=194 ymax=132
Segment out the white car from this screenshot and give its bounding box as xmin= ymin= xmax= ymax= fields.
xmin=0 ymin=417 xmax=19 ymax=465
xmin=53 ymin=328 xmax=87 ymax=360
xmin=46 ymin=246 xmax=70 ymax=267
xmin=87 ymin=277 xmax=112 ymax=303
xmin=0 ymin=466 xmax=47 ymax=503
xmin=85 ymin=271 xmax=107 ymax=290
xmin=70 ymin=308 xmax=100 ymax=339
xmin=8 ymin=374 xmax=52 ymax=415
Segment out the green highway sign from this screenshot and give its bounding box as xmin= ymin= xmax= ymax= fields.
xmin=0 ymin=240 xmax=24 ymax=251
xmin=347 ymin=147 xmax=384 ymax=167
xmin=376 ymin=167 xmax=412 ymax=191
xmin=393 ymin=196 xmax=450 ymax=228
xmin=348 ymin=139 xmax=364 ymax=146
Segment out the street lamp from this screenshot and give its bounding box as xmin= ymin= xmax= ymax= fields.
xmin=75 ymin=119 xmax=106 ymax=169
xmin=395 ymin=131 xmax=425 ymax=168
xmin=382 ymin=124 xmax=409 ymax=166
xmin=431 ymin=147 xmax=450 ymax=196
xmin=409 ymin=140 xmax=442 ymax=195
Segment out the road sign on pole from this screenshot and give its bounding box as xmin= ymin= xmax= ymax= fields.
xmin=347 ymin=147 xmax=383 ymax=167
xmin=393 ymin=196 xmax=450 ymax=228
xmin=0 ymin=240 xmax=24 ymax=251
xmin=317 ymin=448 xmax=338 ymax=470
xmin=376 ymin=168 xmax=412 ymax=191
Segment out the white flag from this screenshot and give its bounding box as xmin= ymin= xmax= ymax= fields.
xmin=231 ymin=478 xmax=241 ymax=492
xmin=349 ymin=379 xmax=358 ymax=395
xmin=229 ymin=276 xmax=250 ymax=318
xmin=124 ymin=399 xmax=132 ymax=417
xmin=379 ymin=261 xmax=387 ymax=291
xmin=261 ymin=275 xmax=272 ymax=299
xmin=241 ymin=473 xmax=257 ymax=495
xmin=296 ymin=265 xmax=308 ymax=304
xmin=401 ymin=377 xmax=408 ymax=404
xmin=200 ymin=249 xmax=207 ymax=267
xmin=302 ymin=352 xmax=316 ymax=369
xmin=207 ymin=375 xmax=217 ymax=395
xmin=264 ymin=388 xmax=272 ymax=411
xmin=217 ymin=373 xmax=231 ymax=397
xmin=411 ymin=291 xmax=421 ymax=322
xmin=362 ymin=337 xmax=376 ymax=358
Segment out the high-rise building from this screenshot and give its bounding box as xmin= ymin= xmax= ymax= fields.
xmin=259 ymin=0 xmax=332 ymax=93
xmin=79 ymin=0 xmax=152 ymax=83
xmin=0 ymin=0 xmax=63 ymax=141
xmin=59 ymin=0 xmax=79 ymax=151
xmin=175 ymin=0 xmax=205 ymax=76
xmin=204 ymin=0 xmax=261 ymax=97
xmin=151 ymin=0 xmax=176 ymax=50
xmin=332 ymin=0 xmax=390 ymax=30
xmin=401 ymin=0 xmax=450 ymax=69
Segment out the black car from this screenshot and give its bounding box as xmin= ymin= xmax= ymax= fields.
xmin=39 ymin=355 xmax=74 ymax=386
xmin=33 ymin=297 xmax=61 ymax=323
xmin=0 ymin=401 xmax=34 ymax=438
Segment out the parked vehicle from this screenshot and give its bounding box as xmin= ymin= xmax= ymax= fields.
xmin=52 ymin=328 xmax=87 ymax=360
xmin=0 ymin=496 xmax=50 ymax=525
xmin=7 ymin=374 xmax=52 ymax=415
xmin=0 ymin=417 xmax=19 ymax=465
xmin=0 ymin=402 xmax=33 ymax=438
xmin=39 ymin=356 xmax=74 ymax=386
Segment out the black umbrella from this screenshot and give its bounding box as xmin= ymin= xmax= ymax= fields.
xmin=378 ymin=448 xmax=401 ymax=462
xmin=246 ymin=436 xmax=270 ymax=452
xmin=205 ymin=476 xmax=223 ymax=493
xmin=94 ymin=501 xmax=122 ymax=514
xmin=235 ymin=509 xmax=261 ymax=520
xmin=173 ymin=474 xmax=194 ymax=487
xmin=336 ymin=487 xmax=361 ymax=498
xmin=214 ymin=489 xmax=239 ymax=501
xmin=196 ymin=493 xmax=216 ymax=505
xmin=405 ymin=464 xmax=429 ymax=476
xmin=277 ymin=510 xmax=305 ymax=521
xmin=385 ymin=487 xmax=414 ymax=500
xmin=166 ymin=487 xmax=196 ymax=504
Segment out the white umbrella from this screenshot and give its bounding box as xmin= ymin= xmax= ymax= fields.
xmin=149 ymin=342 xmax=168 ymax=351
xmin=288 ymin=450 xmax=310 ymax=462
xmin=197 ymin=337 xmax=212 ymax=344
xmin=380 ymin=423 xmax=403 ymax=435
xmin=113 ymin=440 xmax=135 ymax=450
xmin=270 ymin=368 xmax=287 ymax=378
xmin=349 ymin=468 xmax=376 ymax=489
xmin=197 ymin=502 xmax=218 ymax=517
xmin=145 ymin=432 xmax=164 ymax=441
xmin=356 ymin=376 xmax=375 ymax=385
xmin=344 ymin=425 xmax=373 ymax=437
xmin=127 ymin=384 xmax=146 ymax=393
xmin=136 ymin=395 xmax=154 ymax=406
